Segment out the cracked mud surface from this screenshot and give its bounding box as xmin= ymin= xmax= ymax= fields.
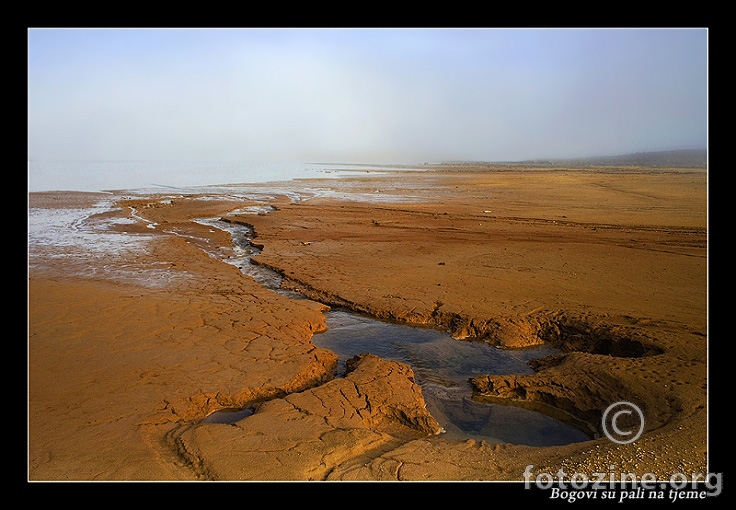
xmin=175 ymin=353 xmax=442 ymax=480
xmin=28 ymin=167 xmax=707 ymax=480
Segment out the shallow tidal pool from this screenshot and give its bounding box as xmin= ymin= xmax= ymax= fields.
xmin=312 ymin=309 xmax=593 ymax=446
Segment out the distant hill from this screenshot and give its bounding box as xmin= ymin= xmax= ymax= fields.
xmin=516 ymin=149 xmax=707 ymax=168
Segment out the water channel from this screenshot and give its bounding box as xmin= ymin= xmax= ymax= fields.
xmin=196 ymin=216 xmax=592 ymax=446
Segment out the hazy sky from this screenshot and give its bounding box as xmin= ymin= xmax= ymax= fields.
xmin=28 ymin=28 xmax=708 ymax=164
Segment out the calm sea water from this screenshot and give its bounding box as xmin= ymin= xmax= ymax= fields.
xmin=27 ymin=160 xmax=408 ymax=193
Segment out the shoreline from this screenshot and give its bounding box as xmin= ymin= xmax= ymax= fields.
xmin=28 ymin=167 xmax=707 ymax=481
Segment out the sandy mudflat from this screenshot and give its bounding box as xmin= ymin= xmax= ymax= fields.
xmin=28 ymin=167 xmax=707 ymax=481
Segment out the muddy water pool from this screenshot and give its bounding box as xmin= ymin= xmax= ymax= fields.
xmin=199 ymin=217 xmax=592 ymax=446
xmin=312 ymin=309 xmax=591 ymax=446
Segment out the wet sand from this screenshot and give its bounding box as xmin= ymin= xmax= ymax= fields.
xmin=28 ymin=167 xmax=707 ymax=481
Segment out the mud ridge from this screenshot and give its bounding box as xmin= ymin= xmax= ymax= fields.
xmin=249 ymin=262 xmax=663 ymax=359
xmin=470 ymin=350 xmax=683 ymax=439
xmin=166 ymin=346 xmax=339 ymax=478
xmin=172 ymin=353 xmax=444 ymax=480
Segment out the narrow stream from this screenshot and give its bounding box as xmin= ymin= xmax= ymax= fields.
xmin=196 ymin=216 xmax=592 ymax=446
